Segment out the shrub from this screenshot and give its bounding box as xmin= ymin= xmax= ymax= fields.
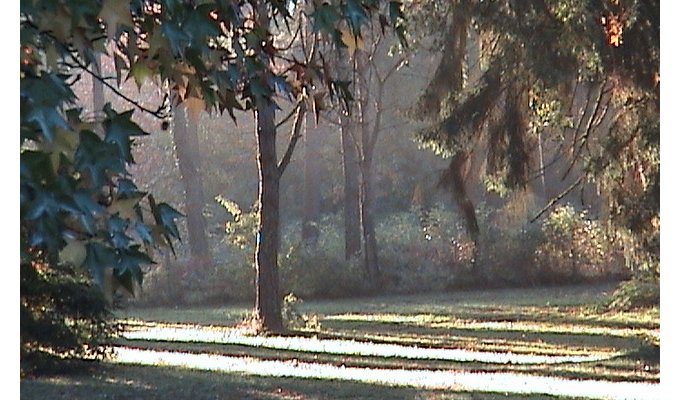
xmin=280 ymin=215 xmax=368 ymax=298
xmin=534 ymin=205 xmax=626 ymax=283
xmin=376 ymin=208 xmax=472 ymax=292
xmin=608 ymin=268 xmax=659 ymax=310
xmin=282 ymin=293 xmax=320 ymax=331
xmin=21 ymin=258 xmax=118 ymax=375
xmin=476 ymin=222 xmax=544 ymax=287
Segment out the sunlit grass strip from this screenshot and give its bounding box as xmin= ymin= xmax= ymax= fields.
xmin=122 ymin=325 xmax=613 ymax=365
xmin=111 ymin=346 xmax=659 ymax=400
xmin=116 ymin=338 xmax=659 ymax=383
xmin=321 ymin=329 xmax=614 ymax=357
xmin=325 ymin=313 xmax=659 ymax=340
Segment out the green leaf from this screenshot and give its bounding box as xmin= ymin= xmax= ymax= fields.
xmin=133 ymin=222 xmax=154 ymax=244
xmin=98 ymin=0 xmax=133 ymax=40
xmin=20 ymin=150 xmax=54 ymax=187
xmin=162 ymin=22 xmax=191 ymax=57
xmin=345 ymin=0 xmax=369 ymax=36
xmin=130 ymin=61 xmax=153 ymax=90
xmin=25 ymin=107 xmax=70 ymax=143
xmin=108 ymin=215 xmax=132 ymax=249
xmin=84 ymin=242 xmax=117 ymax=288
xmin=108 ymin=195 xmax=143 ymax=220
xmin=156 ymin=203 xmax=184 ymax=240
xmin=184 ymin=4 xmax=221 ymax=50
xmin=117 ymin=178 xmax=145 ymax=199
xmin=103 ymin=105 xmax=148 ymax=162
xmin=74 ymin=130 xmax=127 ymax=188
xmin=73 ymin=190 xmax=104 ymax=233
xmin=58 ymin=239 xmax=87 ymax=268
xmin=311 ymin=4 xmax=341 ymax=34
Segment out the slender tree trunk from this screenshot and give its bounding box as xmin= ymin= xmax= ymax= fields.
xmin=92 ymin=55 xmax=105 ymax=114
xmin=254 ymin=100 xmax=284 ymax=332
xmin=340 ymin=115 xmax=362 ymax=259
xmin=173 ymin=104 xmax=212 ymax=272
xmin=302 ymin=114 xmax=321 ymax=247
xmin=359 ymin=156 xmax=379 ymax=286
xmin=465 ymin=21 xmax=482 ymax=87
xmin=357 ymin=66 xmax=380 ymax=286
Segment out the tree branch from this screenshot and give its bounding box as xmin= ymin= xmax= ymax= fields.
xmin=64 ymin=54 xmax=170 ymax=119
xmin=530 ymin=175 xmax=584 ymax=223
xmin=278 ymin=100 xmax=307 ymax=174
xmin=562 ymin=81 xmax=610 ymax=180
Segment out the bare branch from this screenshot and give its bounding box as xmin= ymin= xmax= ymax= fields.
xmin=562 ymin=81 xmax=610 ymax=180
xmin=530 ymin=175 xmax=585 ymax=223
xmin=64 ymin=54 xmax=170 ymax=119
xmin=278 ymin=99 xmax=307 ymax=174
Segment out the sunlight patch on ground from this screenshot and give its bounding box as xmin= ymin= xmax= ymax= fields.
xmin=432 ymin=320 xmax=660 ymax=341
xmin=324 ymin=313 xmax=450 ymax=324
xmin=123 ymin=324 xmax=613 ymax=364
xmin=111 ymin=346 xmax=658 ymax=400
xmin=326 ymin=312 xmax=659 ymax=341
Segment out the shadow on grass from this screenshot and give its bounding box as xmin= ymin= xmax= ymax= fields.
xmin=21 ymin=362 xmax=564 ymax=400
xmin=319 ymin=319 xmax=645 ymax=353
xmin=116 ymin=337 xmax=658 ymax=384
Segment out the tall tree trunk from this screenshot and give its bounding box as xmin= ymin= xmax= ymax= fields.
xmin=357 ymin=67 xmax=380 ymax=286
xmin=92 ymin=55 xmax=105 ymax=115
xmin=173 ymin=104 xmax=212 ymax=272
xmin=359 ymin=155 xmax=379 ymax=286
xmin=340 ymin=115 xmax=362 ymax=259
xmin=254 ymin=100 xmax=284 ymax=332
xmin=302 ymin=114 xmax=321 ymax=247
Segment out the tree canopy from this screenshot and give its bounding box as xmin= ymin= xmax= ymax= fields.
xmin=20 ymin=0 xmax=406 ymax=293
xmin=408 ymin=0 xmax=659 ymax=270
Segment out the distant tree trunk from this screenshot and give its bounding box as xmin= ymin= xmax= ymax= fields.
xmin=356 ymin=65 xmax=381 ymax=288
xmin=465 ymin=21 xmax=482 ymax=87
xmin=92 ymin=55 xmax=105 ymax=115
xmin=359 ymin=153 xmax=379 ymax=286
xmin=254 ymin=99 xmax=284 ymax=333
xmin=173 ymin=104 xmax=212 ymax=271
xmin=302 ymin=114 xmax=321 ymax=247
xmin=340 ymin=115 xmax=362 ymax=259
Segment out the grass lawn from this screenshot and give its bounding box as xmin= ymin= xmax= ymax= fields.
xmin=21 ymin=283 xmax=659 ymax=399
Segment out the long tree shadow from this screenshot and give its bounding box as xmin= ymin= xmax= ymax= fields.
xmin=318 ymin=317 xmax=651 ymax=354
xmin=25 ymin=362 xmax=556 ymax=400
xmin=117 ymin=336 xmax=659 ymax=384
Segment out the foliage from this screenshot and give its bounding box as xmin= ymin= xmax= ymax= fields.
xmin=534 ymin=205 xmax=627 ymax=283
xmin=280 ymin=215 xmax=369 ymax=298
xmin=21 ymin=0 xmax=409 ymax=345
xmin=147 ymin=201 xmax=637 ymax=306
xmin=477 ymin=224 xmax=544 ymax=287
xmin=407 ymin=0 xmax=659 ymax=282
xmin=21 ymin=0 xmax=187 ymax=368
xmin=281 ymin=293 xmax=321 ymax=331
xmin=20 ymin=3 xmax=184 ymax=293
xmin=608 ymin=272 xmax=659 ymax=311
xmin=217 ymin=195 xmax=259 ymax=252
xmin=20 ymin=256 xmax=118 ymax=374
xmin=376 ymin=208 xmax=471 ymax=292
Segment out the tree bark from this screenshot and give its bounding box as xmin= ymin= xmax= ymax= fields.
xmin=254 ymin=99 xmax=284 ymax=332
xmin=92 ymin=54 xmax=105 ymax=114
xmin=359 ymin=155 xmax=379 ymax=286
xmin=302 ymin=114 xmax=321 ymax=247
xmin=340 ymin=115 xmax=362 ymax=259
xmin=173 ymin=104 xmax=212 ymax=271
